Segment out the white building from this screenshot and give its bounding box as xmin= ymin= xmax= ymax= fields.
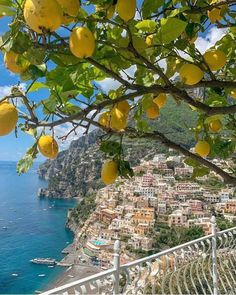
xmin=219 ymin=190 xmax=231 ymax=203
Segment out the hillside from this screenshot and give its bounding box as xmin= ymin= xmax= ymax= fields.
xmin=38 ymin=98 xmax=197 ymax=199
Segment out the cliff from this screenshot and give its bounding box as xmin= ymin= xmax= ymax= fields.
xmin=38 ymin=128 xmax=160 ymax=198
xmin=38 ymin=98 xmax=197 ymax=199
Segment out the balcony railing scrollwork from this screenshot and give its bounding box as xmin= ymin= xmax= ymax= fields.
xmin=42 ymin=216 xmax=236 ymax=295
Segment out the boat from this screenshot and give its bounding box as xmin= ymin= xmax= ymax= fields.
xmin=38 ymin=274 xmax=46 ymax=277
xmin=30 ymin=258 xmax=56 ymax=265
xmin=48 ymin=265 xmax=54 ymax=268
xmin=11 ymin=273 xmax=18 ymax=277
xmin=2 ymin=226 xmax=7 ymax=230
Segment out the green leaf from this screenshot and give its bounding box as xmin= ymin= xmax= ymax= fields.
xmin=17 ymin=144 xmax=38 ymax=175
xmin=0 ymin=4 xmax=15 ymax=16
xmin=184 ymin=158 xmax=199 ymax=168
xmin=24 ymin=48 xmax=46 ymax=65
xmin=159 ymin=18 xmax=187 ymax=44
xmin=100 ymin=141 xmax=121 ymax=156
xmin=28 ymin=82 xmax=49 ymax=93
xmin=135 ymin=20 xmax=157 ymax=33
xmin=141 ymin=0 xmax=164 ymax=19
xmin=192 ymin=166 xmax=210 ymax=179
xmin=11 ymin=32 xmax=31 ymax=54
xmin=118 ymin=160 xmax=134 ymax=178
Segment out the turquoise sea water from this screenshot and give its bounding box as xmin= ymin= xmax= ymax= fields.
xmin=0 ymin=161 xmax=76 ymax=294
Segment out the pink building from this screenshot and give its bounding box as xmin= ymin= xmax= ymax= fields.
xmin=188 ymin=199 xmax=204 ymax=212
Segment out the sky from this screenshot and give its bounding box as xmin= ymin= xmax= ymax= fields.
xmin=0 ymin=3 xmax=227 ymax=162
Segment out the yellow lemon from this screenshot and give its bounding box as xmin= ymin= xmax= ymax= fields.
xmin=203 ymin=49 xmax=226 ymax=71
xmin=209 ymin=119 xmax=222 ymax=133
xmin=153 ymin=93 xmax=167 ymax=108
xmin=208 ymin=7 xmax=223 ymax=23
xmin=57 ymin=0 xmax=80 ymax=24
xmin=146 ymin=34 xmax=154 ymax=47
xmin=4 ymin=51 xmax=29 ymax=74
xmin=195 ymin=140 xmax=210 ymax=157
xmin=116 ymin=0 xmax=136 ymax=22
xmin=101 ymin=160 xmax=118 ymax=185
xmin=24 ymin=0 xmax=63 ymax=33
xmin=146 ymin=103 xmax=160 ymax=120
xmin=69 ymin=27 xmax=95 ymax=58
xmin=115 ymin=101 xmax=130 ymax=116
xmin=110 ymin=107 xmax=127 ymax=131
xmin=0 ymin=102 xmax=18 ymax=136
xmin=230 ymin=89 xmax=236 ymax=99
xmin=179 ymin=64 xmax=204 ymax=85
xmin=38 ymin=135 xmax=59 ymax=159
xmin=98 ymin=111 xmax=111 ymax=128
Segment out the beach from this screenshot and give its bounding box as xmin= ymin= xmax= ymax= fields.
xmin=44 ymin=242 xmax=100 ymax=292
xmin=47 ymin=264 xmax=100 ymax=291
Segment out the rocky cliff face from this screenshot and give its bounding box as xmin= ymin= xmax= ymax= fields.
xmin=38 ymin=128 xmax=160 ymax=199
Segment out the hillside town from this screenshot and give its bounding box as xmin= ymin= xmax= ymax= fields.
xmin=64 ymin=151 xmax=236 ymax=270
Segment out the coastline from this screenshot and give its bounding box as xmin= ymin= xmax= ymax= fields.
xmin=41 ymin=201 xmax=99 ymax=292
xmin=45 ymin=264 xmax=100 ymax=291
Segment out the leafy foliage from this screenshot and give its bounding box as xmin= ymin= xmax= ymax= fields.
xmin=1 ymin=0 xmax=236 ymax=183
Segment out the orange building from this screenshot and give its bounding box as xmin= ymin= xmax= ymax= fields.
xmin=99 ymin=208 xmax=117 ymax=224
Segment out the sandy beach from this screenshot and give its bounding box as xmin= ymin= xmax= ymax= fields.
xmin=45 ymin=264 xmax=100 ymax=292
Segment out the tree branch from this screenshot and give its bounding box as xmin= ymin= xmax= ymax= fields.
xmin=79 ymin=118 xmax=236 ymax=185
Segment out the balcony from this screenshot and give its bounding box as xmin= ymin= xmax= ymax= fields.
xmin=42 ymin=217 xmax=235 ymax=295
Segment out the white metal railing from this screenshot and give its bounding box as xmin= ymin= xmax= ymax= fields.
xmin=42 ymin=217 xmax=236 ymax=295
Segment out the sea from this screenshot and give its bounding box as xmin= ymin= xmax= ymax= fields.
xmin=0 ymin=161 xmax=76 ymax=294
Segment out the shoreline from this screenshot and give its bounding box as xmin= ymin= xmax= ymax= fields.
xmin=45 ymin=264 xmax=100 ymax=291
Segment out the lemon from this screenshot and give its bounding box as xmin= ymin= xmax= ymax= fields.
xmin=195 ymin=140 xmax=210 ymax=157
xmin=230 ymin=89 xmax=236 ymax=99
xmin=69 ymin=27 xmax=95 ymax=58
xmin=153 ymin=93 xmax=167 ymax=108
xmin=203 ymin=49 xmax=226 ymax=71
xmin=146 ymin=34 xmax=154 ymax=47
xmin=115 ymin=101 xmax=130 ymax=116
xmin=179 ymin=64 xmax=204 ymax=85
xmin=38 ymin=135 xmax=59 ymax=159
xmin=24 ymin=0 xmax=63 ymax=34
xmin=146 ymin=103 xmax=160 ymax=120
xmin=110 ymin=107 xmax=127 ymax=131
xmin=209 ymin=119 xmax=222 ymax=133
xmin=98 ymin=111 xmax=111 ymax=128
xmin=57 ymin=0 xmax=80 ymax=24
xmin=0 ymin=102 xmax=18 ymax=136
xmin=4 ymin=51 xmax=29 ymax=74
xmin=116 ymin=0 xmax=136 ymax=22
xmin=208 ymin=7 xmax=223 ymax=23
xmin=101 ymin=160 xmax=118 ymax=185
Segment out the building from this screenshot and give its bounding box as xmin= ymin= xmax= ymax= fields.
xmin=157 ymin=200 xmax=167 ymax=214
xmin=175 ymin=167 xmax=193 ymax=176
xmin=132 ymin=208 xmax=155 ymax=227
xmin=188 ymin=199 xmax=204 ymax=212
xmin=219 ymin=190 xmax=231 ymax=203
xmin=205 ymin=194 xmax=220 ymax=203
xmin=168 ymin=210 xmax=187 ymax=227
xmin=99 ymin=209 xmax=117 ymax=224
xmin=225 ymin=200 xmax=236 ymax=214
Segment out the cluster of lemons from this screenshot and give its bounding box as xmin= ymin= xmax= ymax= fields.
xmin=178 ymin=48 xmax=236 ymax=158
xmin=99 ymin=95 xmax=168 ymax=185
xmin=0 ymin=0 xmax=233 ymax=183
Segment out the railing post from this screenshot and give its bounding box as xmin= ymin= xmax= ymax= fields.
xmin=211 ymin=216 xmax=218 ymax=295
xmin=113 ymin=240 xmax=121 ymax=295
